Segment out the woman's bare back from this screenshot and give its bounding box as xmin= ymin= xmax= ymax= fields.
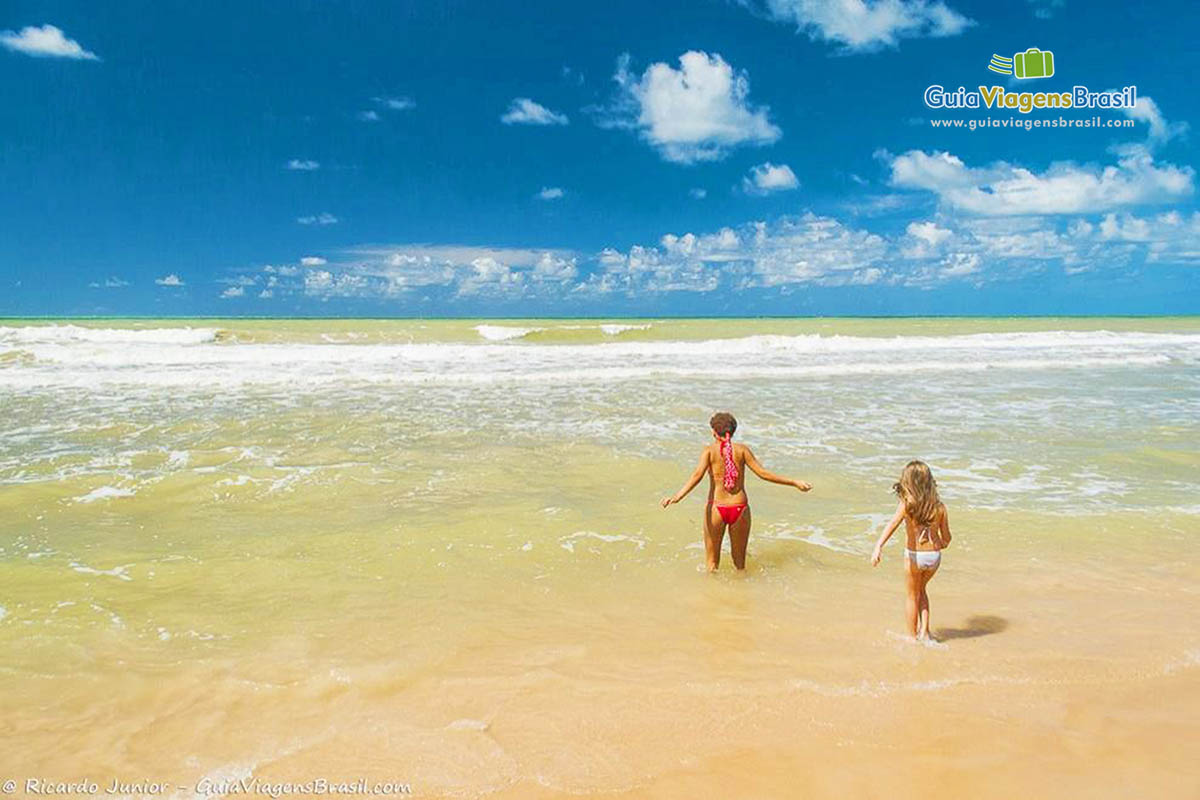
xmin=707 ymin=442 xmax=748 ymax=504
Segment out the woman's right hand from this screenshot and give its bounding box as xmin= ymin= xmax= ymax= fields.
xmin=870 ymin=545 xmax=882 ymax=566
xmin=793 ymin=480 xmax=812 ymax=492
xmin=660 ymin=497 xmax=675 ymax=508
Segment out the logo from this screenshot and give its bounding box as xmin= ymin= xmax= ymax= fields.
xmin=923 ymin=47 xmax=1136 ymax=115
xmin=988 ymin=48 xmax=1055 ymax=79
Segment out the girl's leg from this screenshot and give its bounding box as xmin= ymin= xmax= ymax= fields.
xmin=904 ymin=558 xmax=921 ymax=638
xmin=917 ymin=589 xmax=930 ymax=639
xmin=728 ymin=506 xmax=753 ymax=570
xmin=703 ymin=504 xmax=726 ymax=572
xmin=917 ymin=563 xmax=940 ymax=640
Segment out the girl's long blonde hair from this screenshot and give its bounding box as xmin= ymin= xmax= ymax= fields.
xmin=893 ymin=460 xmax=940 ymax=526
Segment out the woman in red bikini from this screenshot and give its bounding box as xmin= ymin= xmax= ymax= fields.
xmin=661 ymin=412 xmax=811 ymax=572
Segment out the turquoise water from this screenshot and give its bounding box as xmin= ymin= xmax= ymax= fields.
xmin=0 ymin=317 xmax=1197 ymax=796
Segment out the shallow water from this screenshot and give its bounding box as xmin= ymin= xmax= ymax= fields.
xmin=1 ymin=318 xmax=1197 ymax=798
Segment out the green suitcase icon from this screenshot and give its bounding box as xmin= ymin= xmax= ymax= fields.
xmin=1014 ymin=47 xmax=1054 ymax=79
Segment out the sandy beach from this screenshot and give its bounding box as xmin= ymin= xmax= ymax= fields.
xmin=1 ymin=317 xmax=1198 ymax=798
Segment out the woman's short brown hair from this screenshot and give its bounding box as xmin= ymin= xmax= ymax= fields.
xmin=709 ymin=412 xmax=737 ymax=437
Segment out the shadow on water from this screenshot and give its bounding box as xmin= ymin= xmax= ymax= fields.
xmin=934 ymin=615 xmax=1009 ymax=640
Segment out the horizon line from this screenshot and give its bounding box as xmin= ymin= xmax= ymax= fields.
xmin=1 ymin=313 xmax=1199 ymax=323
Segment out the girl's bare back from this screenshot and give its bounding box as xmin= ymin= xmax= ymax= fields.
xmin=904 ymin=503 xmax=949 ymax=552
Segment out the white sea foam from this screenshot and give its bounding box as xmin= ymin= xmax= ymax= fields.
xmin=600 ymin=323 xmax=651 ymax=335
xmin=0 ymin=324 xmax=218 ymax=345
xmin=789 ymin=674 xmax=1026 ymax=697
xmin=87 ymin=602 xmax=125 ymax=628
xmin=474 ymin=324 xmax=543 ymax=341
xmin=800 ymin=528 xmax=863 ymax=556
xmin=447 ymin=718 xmax=490 ymax=731
xmin=559 ymin=531 xmax=647 ymax=553
xmin=1163 ymin=648 xmax=1200 ymax=674
xmin=474 ymin=322 xmax=651 ymax=340
xmin=1 ymin=328 xmax=1195 ymax=392
xmin=3 ymin=324 xmax=1197 ymax=514
xmin=70 ymin=562 xmax=133 ymax=581
xmin=73 ymin=486 xmax=135 ymax=503
xmin=0 ymin=351 xmax=1181 ymax=391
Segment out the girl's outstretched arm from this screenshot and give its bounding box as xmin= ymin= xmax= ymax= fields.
xmin=743 ymin=447 xmax=811 ymax=491
xmin=661 ymin=449 xmax=711 ymax=508
xmin=871 ymin=500 xmax=906 ymax=566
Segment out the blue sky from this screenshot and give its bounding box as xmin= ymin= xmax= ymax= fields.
xmin=1 ymin=0 xmax=1198 ymax=316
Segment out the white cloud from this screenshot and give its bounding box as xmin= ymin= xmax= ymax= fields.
xmin=907 ymin=221 xmax=953 ymax=246
xmin=902 ymin=220 xmax=954 ymax=257
xmin=1119 ymin=95 xmax=1188 ymax=147
xmin=594 ymin=203 xmax=1200 ymax=293
xmin=285 ymin=159 xmax=320 ymax=171
xmin=755 ymin=0 xmax=972 ymax=52
xmin=373 ymin=96 xmax=415 ymax=111
xmin=155 ymin=274 xmax=184 ymax=287
xmin=458 ymin=257 xmax=523 ymax=295
xmin=533 ymin=251 xmax=578 ymax=281
xmin=1098 ymin=213 xmax=1152 ymax=242
xmin=602 ymin=51 xmax=780 ymax=164
xmin=1092 ymin=210 xmax=1200 ymax=263
xmin=887 ymin=148 xmax=1194 ymax=215
xmin=452 ymin=251 xmax=581 ymax=295
xmin=305 ymin=270 xmax=333 ymax=292
xmin=938 ymin=252 xmax=981 ymax=277
xmin=0 ymin=24 xmax=99 ymax=60
xmin=848 ymin=266 xmax=885 ymax=285
xmin=284 ymin=245 xmax=579 ymax=299
xmin=537 ymin=187 xmax=565 ymax=200
xmin=588 ymin=214 xmax=889 ymax=293
xmin=297 ymin=213 xmax=339 ymax=226
xmin=1028 ymin=0 xmax=1065 ymax=19
xmin=358 ymin=110 xmax=380 ymax=122
xmin=690 ymin=188 xmax=708 ymax=199
xmin=220 ymin=286 xmax=245 ymax=298
xmin=885 ymin=211 xmax=1200 ymax=281
xmin=241 ymin=202 xmax=1200 ymax=303
xmin=743 ymin=162 xmax=800 ymax=194
xmin=501 ymin=98 xmax=569 ymax=126
xmin=88 ymin=276 xmax=129 ymax=289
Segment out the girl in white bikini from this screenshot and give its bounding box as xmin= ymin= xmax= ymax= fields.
xmin=871 ymin=460 xmax=953 ymax=641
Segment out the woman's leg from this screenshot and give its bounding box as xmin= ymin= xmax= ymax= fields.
xmin=703 ymin=503 xmax=726 ymax=572
xmin=728 ymin=506 xmax=753 ymax=570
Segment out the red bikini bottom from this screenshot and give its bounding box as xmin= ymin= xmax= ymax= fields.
xmin=715 ymin=504 xmax=747 ymax=525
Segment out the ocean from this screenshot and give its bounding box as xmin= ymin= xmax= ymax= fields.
xmin=1 ymin=317 xmax=1197 ymax=798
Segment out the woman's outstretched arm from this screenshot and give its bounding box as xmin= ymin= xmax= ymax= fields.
xmin=661 ymin=449 xmax=711 ymax=508
xmin=871 ymin=500 xmax=906 ymax=566
xmin=743 ymin=447 xmax=812 ymax=491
